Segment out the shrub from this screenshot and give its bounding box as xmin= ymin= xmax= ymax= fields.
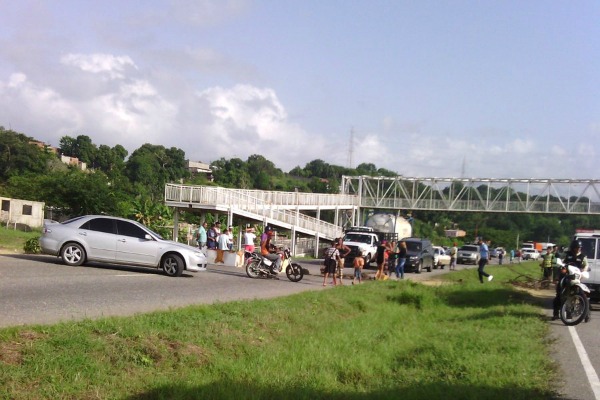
xmin=24 ymin=237 xmax=41 ymax=254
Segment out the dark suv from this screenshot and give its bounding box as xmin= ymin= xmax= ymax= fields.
xmin=403 ymin=238 xmax=435 ymax=273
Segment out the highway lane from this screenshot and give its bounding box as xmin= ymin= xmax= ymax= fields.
xmin=0 ymin=254 xmax=460 ymax=328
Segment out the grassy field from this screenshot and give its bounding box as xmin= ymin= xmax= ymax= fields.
xmin=0 ymin=226 xmax=40 ymax=253
xmin=0 ymin=262 xmax=559 ymax=400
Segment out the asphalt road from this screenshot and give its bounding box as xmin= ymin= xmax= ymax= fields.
xmin=0 ymin=254 xmax=460 ymax=327
xmin=1 ymin=254 xmax=598 ymax=399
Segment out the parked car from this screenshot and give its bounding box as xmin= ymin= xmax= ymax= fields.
xmin=457 ymin=244 xmax=480 ymax=265
xmin=521 ymin=248 xmax=541 ymax=260
xmin=433 ymin=246 xmax=451 ymax=269
xmin=490 ymin=248 xmax=499 ymax=258
xmin=403 ymin=238 xmax=435 ymax=273
xmin=40 ymin=215 xmax=207 ymax=277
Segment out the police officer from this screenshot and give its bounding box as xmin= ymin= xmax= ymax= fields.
xmin=552 ymin=240 xmax=589 ymax=321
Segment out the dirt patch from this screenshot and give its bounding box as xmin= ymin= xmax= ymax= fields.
xmin=0 ymin=247 xmax=24 ymax=255
xmin=0 ymin=330 xmax=46 ymax=366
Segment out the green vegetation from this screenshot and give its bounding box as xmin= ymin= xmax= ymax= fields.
xmin=0 ymin=226 xmax=40 ymax=253
xmin=0 ymin=263 xmax=559 ymax=399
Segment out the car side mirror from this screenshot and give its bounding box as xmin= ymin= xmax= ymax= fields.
xmin=144 ymin=234 xmax=153 ymax=241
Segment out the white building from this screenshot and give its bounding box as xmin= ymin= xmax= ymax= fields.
xmin=0 ymin=197 xmax=45 ymax=228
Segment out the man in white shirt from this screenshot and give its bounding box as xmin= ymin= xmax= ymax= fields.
xmin=215 ymin=228 xmax=230 ymax=263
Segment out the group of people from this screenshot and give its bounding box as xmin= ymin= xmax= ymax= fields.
xmin=322 ymin=237 xmax=352 ymax=286
xmin=373 ymin=240 xmax=408 ymax=281
xmin=194 ymin=221 xmax=235 ymax=263
xmin=323 ymin=238 xmax=409 ymax=285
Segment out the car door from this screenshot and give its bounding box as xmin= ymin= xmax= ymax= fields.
xmin=115 ymin=220 xmax=159 ymax=266
xmin=78 ymin=217 xmax=117 ymax=261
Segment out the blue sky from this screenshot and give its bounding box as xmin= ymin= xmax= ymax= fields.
xmin=0 ymin=0 xmax=598 ymax=179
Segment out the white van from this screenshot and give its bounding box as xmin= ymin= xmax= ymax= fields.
xmin=573 ymin=232 xmax=600 ymax=301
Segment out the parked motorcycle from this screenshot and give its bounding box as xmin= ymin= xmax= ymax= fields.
xmin=245 ymin=248 xmax=304 ymax=282
xmin=557 ymin=259 xmax=591 ymax=326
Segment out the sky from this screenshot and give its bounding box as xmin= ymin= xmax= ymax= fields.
xmin=0 ymin=0 xmax=598 ymax=180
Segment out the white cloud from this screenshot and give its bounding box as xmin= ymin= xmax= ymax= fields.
xmin=0 ymin=72 xmax=82 ymax=136
xmin=60 ymin=53 xmax=137 ymax=80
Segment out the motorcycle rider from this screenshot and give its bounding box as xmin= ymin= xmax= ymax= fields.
xmin=552 ymin=239 xmax=590 ymax=321
xmin=260 ymin=226 xmax=282 ymax=272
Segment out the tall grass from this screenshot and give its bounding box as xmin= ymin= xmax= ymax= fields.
xmin=0 ymin=263 xmax=559 ymax=399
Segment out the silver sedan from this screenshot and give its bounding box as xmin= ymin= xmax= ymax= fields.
xmin=40 ymin=215 xmax=207 ymax=277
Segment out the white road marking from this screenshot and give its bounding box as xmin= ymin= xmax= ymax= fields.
xmin=569 ymin=326 xmax=600 ymax=399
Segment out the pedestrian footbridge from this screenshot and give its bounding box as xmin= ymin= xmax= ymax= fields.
xmin=165 ymin=175 xmax=600 ymax=253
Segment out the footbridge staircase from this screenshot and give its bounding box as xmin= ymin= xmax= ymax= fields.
xmin=165 ymin=184 xmax=357 ymax=250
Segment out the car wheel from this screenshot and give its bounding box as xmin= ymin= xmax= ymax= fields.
xmin=61 ymin=242 xmax=86 ymax=266
xmin=416 ymin=263 xmax=422 ymax=274
xmin=162 ymin=253 xmax=184 ymax=277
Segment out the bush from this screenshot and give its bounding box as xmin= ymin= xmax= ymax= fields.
xmin=24 ymin=237 xmax=41 ymax=254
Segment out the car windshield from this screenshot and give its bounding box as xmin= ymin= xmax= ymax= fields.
xmin=461 ymin=245 xmax=479 ymax=251
xmin=344 ymin=233 xmax=372 ymax=244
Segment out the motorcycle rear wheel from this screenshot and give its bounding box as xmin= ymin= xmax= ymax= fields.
xmin=560 ymin=293 xmax=589 ymax=326
xmin=246 ymin=260 xmax=261 ymax=279
xmin=286 ymin=263 xmax=304 ymax=282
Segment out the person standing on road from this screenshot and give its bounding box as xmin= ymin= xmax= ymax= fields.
xmin=395 ymin=241 xmax=407 ymax=279
xmin=243 ymin=227 xmax=257 ymax=253
xmin=449 ymin=242 xmax=458 ymax=271
xmin=387 ymin=240 xmax=398 ymax=278
xmin=375 ymin=240 xmax=388 ymax=280
xmin=540 ymin=245 xmax=555 ymax=282
xmin=215 ymin=228 xmax=230 ymax=263
xmin=552 ymin=245 xmax=561 ymax=283
xmin=322 ymin=243 xmax=340 ymax=286
xmin=207 ymin=222 xmax=219 ymax=250
xmin=335 ymin=237 xmax=351 ymax=285
xmin=498 ymin=248 xmax=504 ymax=265
xmin=195 ymin=222 xmax=207 ymax=249
xmin=477 ymin=237 xmax=493 ymax=283
xmin=352 ymin=255 xmax=365 ymax=285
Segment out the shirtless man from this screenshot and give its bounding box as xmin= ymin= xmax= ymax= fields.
xmin=353 ymin=256 xmax=365 ymax=285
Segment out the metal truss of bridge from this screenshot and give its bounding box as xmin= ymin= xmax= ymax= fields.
xmin=165 ymin=176 xmax=600 ymax=255
xmin=341 ymin=175 xmax=600 ymax=215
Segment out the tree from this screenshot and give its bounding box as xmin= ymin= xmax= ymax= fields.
xmin=0 ymin=128 xmax=55 ymax=181
xmin=95 ymin=144 xmax=128 ymax=177
xmin=125 ymin=143 xmax=188 ymax=199
xmin=59 ymin=135 xmax=98 ymax=165
xmin=355 ymin=163 xmax=377 ymax=176
xmin=211 ymin=157 xmax=252 ymax=188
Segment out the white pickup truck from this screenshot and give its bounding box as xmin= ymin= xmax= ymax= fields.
xmin=342 ymin=227 xmax=380 ymax=267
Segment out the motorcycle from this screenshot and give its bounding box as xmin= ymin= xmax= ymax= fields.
xmin=556 ymin=259 xmax=591 ymax=326
xmin=245 ymin=247 xmax=304 ymax=282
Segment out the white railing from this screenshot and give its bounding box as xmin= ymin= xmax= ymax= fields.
xmin=165 ymin=184 xmax=344 ymax=238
